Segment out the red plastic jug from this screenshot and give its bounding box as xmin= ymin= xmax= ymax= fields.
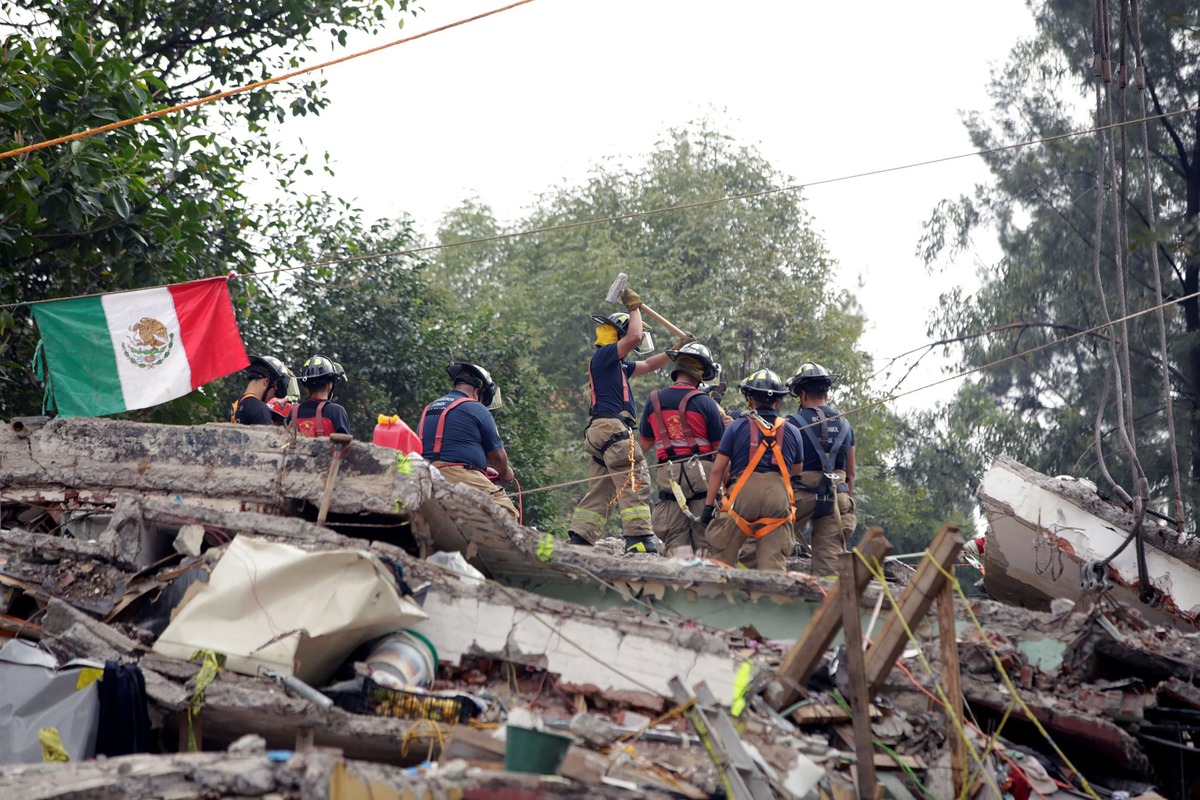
xmin=373 ymin=414 xmax=421 ymax=454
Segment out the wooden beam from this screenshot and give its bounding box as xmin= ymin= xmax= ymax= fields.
xmin=839 ymin=552 xmax=876 ymax=799
xmin=937 ymin=581 xmax=965 ymax=797
xmin=864 ymin=524 xmax=963 ymax=696
xmin=789 ymin=702 xmax=881 ymax=726
xmin=771 ymin=527 xmax=892 ymax=709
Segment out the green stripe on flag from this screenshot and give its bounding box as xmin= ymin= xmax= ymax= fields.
xmin=31 ymin=296 xmax=124 ymax=418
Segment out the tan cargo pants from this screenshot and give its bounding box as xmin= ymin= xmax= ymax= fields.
xmin=569 ymin=417 xmax=652 ymax=544
xmin=793 ymin=469 xmax=857 ymax=577
xmin=651 ymin=457 xmax=711 ymax=556
xmin=433 ymin=463 xmax=519 ymax=521
xmin=705 ymin=472 xmax=794 ymax=573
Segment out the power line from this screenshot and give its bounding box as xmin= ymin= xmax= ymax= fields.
xmin=511 ymin=287 xmax=1200 ymax=500
xmin=4 ymin=103 xmax=1195 ymax=312
xmin=0 ymin=0 xmax=536 ymax=162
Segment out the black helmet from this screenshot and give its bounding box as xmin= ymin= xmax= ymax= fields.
xmin=298 ymin=354 xmax=345 ymax=387
xmin=786 ymin=361 xmax=839 ymax=396
xmin=590 ymin=311 xmax=631 ymax=337
xmin=247 ymin=355 xmax=286 ymax=384
xmin=447 ymin=361 xmax=502 ymax=409
xmin=738 ymin=368 xmax=788 ymax=401
xmin=666 ymin=342 xmax=719 ymax=382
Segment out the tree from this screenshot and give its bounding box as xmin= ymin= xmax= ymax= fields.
xmin=0 ymin=0 xmax=412 ymax=419
xmin=919 ymin=1 xmax=1199 ymax=520
xmin=432 ymin=121 xmax=924 ymax=537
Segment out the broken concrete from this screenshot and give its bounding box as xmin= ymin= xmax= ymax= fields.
xmin=979 ymin=455 xmax=1200 ymax=628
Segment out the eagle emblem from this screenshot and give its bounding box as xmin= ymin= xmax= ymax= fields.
xmin=121 ymin=317 xmax=175 ymax=369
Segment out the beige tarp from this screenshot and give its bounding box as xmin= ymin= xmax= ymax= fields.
xmin=153 ymin=537 xmax=427 ymax=685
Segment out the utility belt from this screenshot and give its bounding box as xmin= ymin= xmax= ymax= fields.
xmin=659 ymin=489 xmax=705 ymax=502
xmin=588 ymin=413 xmax=637 ymax=458
xmin=656 ymin=453 xmax=712 ymax=500
xmin=791 ymin=469 xmax=848 ymax=519
xmin=432 ymin=460 xmax=484 ymax=473
xmin=591 ymin=411 xmax=636 ymax=427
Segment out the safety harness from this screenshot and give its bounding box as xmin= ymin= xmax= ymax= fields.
xmin=649 ymin=388 xmax=708 ymax=458
xmin=720 ymin=413 xmax=795 ymax=539
xmin=288 ymin=400 xmax=329 ymax=438
xmin=417 ymin=396 xmax=476 ymax=465
xmin=794 ymin=408 xmax=852 ymax=518
xmin=230 ymin=392 xmax=260 ymax=424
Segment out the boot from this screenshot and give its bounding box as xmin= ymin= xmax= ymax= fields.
xmin=567 ymin=532 xmax=593 ymax=546
xmin=624 ymin=535 xmax=657 ymax=554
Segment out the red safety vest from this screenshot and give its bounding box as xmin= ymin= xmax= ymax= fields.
xmin=288 ymin=401 xmax=334 ymax=438
xmin=647 ymin=387 xmax=712 ymax=462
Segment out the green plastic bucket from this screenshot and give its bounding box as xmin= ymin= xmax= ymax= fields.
xmin=504 ymin=725 xmax=573 ymax=775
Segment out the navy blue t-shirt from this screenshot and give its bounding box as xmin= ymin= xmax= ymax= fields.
xmin=717 ymin=410 xmax=803 ymax=479
xmin=788 ymin=406 xmax=854 ymax=472
xmin=639 ymin=384 xmax=726 ymax=461
xmin=232 ymin=395 xmax=278 ymax=426
xmin=588 ymin=343 xmax=637 ymax=417
xmin=420 ymin=390 xmax=504 ymax=470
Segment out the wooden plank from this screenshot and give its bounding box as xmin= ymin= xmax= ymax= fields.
xmin=790 ymin=702 xmax=880 ymax=726
xmin=864 ymin=524 xmax=963 ymax=696
xmin=937 ymin=581 xmax=965 ymax=796
xmin=839 ymin=552 xmax=876 ymax=799
xmin=772 ymin=527 xmax=892 ymax=709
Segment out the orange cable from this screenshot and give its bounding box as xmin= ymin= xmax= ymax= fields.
xmin=0 ymin=0 xmax=536 ymax=162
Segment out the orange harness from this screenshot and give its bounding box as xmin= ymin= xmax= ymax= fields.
xmin=719 ymin=414 xmax=795 ymax=539
xmin=230 ymin=392 xmax=259 ymax=424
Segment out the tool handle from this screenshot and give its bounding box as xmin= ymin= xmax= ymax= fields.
xmin=639 ymin=304 xmax=691 ymax=341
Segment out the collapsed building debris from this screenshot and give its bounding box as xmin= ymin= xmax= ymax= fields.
xmin=3 ymin=419 xmax=1200 ymax=797
xmin=979 ymin=455 xmax=1200 ymax=628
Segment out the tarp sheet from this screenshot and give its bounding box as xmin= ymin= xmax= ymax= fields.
xmin=153 ymin=537 xmax=428 ymax=685
xmin=0 ymin=640 xmax=100 ymax=764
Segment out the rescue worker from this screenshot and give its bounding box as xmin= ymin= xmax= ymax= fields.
xmin=419 ymin=362 xmax=518 ymax=520
xmin=567 ymin=287 xmax=681 ymax=553
xmin=290 ymin=355 xmax=351 ymax=437
xmin=639 ymin=342 xmax=726 ymax=557
xmin=700 ymin=369 xmax=804 ymax=572
xmin=267 ymin=362 xmax=300 ymax=420
xmin=230 ymin=355 xmax=291 ymax=426
xmin=786 ymin=362 xmax=857 ymax=577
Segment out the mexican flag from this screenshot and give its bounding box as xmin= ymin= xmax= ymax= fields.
xmin=31 ymin=277 xmax=249 ymax=418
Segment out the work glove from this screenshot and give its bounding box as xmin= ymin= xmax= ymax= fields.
xmin=700 ymin=504 xmax=716 ymax=526
xmin=620 ymin=287 xmax=643 ymax=311
xmin=671 ymin=333 xmax=697 ymax=352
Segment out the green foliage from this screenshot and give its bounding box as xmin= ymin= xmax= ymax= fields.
xmin=918 ymin=0 xmax=1200 ymax=524
xmin=0 ymin=0 xmax=412 ymax=419
xmin=431 ymin=121 xmax=936 ymax=537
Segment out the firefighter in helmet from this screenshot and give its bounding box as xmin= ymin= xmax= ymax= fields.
xmin=290 ymin=355 xmax=351 ymax=437
xmin=786 ymin=361 xmax=857 ymax=576
xmin=567 ymin=287 xmax=685 ymax=554
xmin=231 ymin=355 xmax=292 ymax=426
xmin=701 ymin=369 xmax=804 ymax=572
xmin=639 ymin=342 xmax=726 ymax=557
xmin=419 ymin=361 xmax=518 ymax=520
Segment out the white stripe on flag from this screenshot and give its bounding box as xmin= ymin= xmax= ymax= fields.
xmin=102 ymin=287 xmax=193 ymax=412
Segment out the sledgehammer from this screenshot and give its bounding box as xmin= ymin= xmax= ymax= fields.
xmin=605 ymin=272 xmax=693 ymax=342
xmin=317 ymin=433 xmax=353 ymax=525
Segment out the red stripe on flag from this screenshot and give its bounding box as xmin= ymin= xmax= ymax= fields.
xmin=169 ymin=278 xmax=249 ymax=389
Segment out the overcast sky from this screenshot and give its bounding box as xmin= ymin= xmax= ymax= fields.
xmin=275 ymin=0 xmax=1037 ymax=409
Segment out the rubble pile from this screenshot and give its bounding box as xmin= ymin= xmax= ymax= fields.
xmin=0 ymin=418 xmax=1198 ymax=798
